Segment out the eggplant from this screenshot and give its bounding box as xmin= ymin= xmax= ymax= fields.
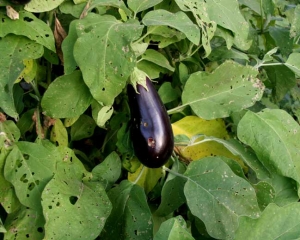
xmin=127 ymin=78 xmax=174 ymax=168
xmin=10 ymin=0 xmax=31 ymax=4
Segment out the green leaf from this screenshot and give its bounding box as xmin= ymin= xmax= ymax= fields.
xmin=285 ymin=53 xmax=300 ymax=76
xmin=237 ymin=109 xmax=300 ymax=187
xmin=0 ymin=120 xmax=21 ymax=144
xmin=0 ymin=10 xmax=55 ymax=51
xmin=174 ymin=0 xmax=216 ymax=57
xmin=128 ymin=0 xmax=163 ymax=14
xmin=290 ymin=5 xmax=300 ymax=39
xmin=264 ymin=174 xmax=299 ymax=206
xmin=25 ymin=0 xmax=64 ymax=12
xmin=91 ymin=101 xmax=114 ymax=127
xmin=208 ymin=46 xmax=249 ymax=62
xmin=269 ymin=26 xmax=293 ymax=58
xmin=71 ymin=114 xmax=96 ymax=141
xmin=141 ymin=49 xmax=175 ymax=72
xmin=181 ymin=61 xmax=264 ymax=119
xmin=143 ymin=9 xmax=200 ymax=45
xmin=264 ymin=65 xmax=296 ymax=101
xmin=154 ymin=216 xmax=194 ymax=240
xmin=41 ymin=70 xmax=93 ymax=118
xmin=50 ymin=119 xmax=68 ymax=147
xmin=4 ymin=142 xmax=57 ymax=210
xmin=195 ymin=136 xmax=270 ymax=180
xmin=0 ymin=35 xmax=43 ymax=118
xmin=137 ymin=60 xmax=167 ymax=79
xmin=15 ymin=108 xmax=34 ymax=137
xmin=91 ymin=151 xmax=121 ymax=189
xmin=42 ymin=147 xmax=112 ymax=240
xmin=74 ymin=14 xmax=143 ymax=105
xmin=235 ymin=203 xmax=300 ymax=239
xmin=59 ymin=0 xmax=86 ymax=18
xmin=101 ymin=180 xmax=153 ymax=239
xmin=0 ymin=218 xmax=5 ymax=233
xmin=158 ymin=82 xmax=180 ymax=104
xmin=62 ymin=20 xmax=79 ymax=75
xmin=184 ymin=157 xmax=260 ymax=239
xmin=155 ymin=160 xmax=186 ymax=216
xmin=253 ymin=181 xmax=275 ymax=211
xmin=4 ymin=206 xmax=45 ymax=239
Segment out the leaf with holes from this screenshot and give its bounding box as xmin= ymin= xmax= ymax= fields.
xmin=74 ymin=14 xmax=143 ymax=106
xmin=0 ymin=11 xmax=55 ymax=51
xmin=91 ymin=151 xmax=121 ymax=189
xmin=237 ymin=109 xmax=300 ymax=186
xmin=100 ymin=180 xmax=153 ymax=239
xmin=182 ymin=61 xmax=264 ymax=119
xmin=41 ymin=70 xmax=93 ymax=118
xmin=4 ymin=142 xmax=57 ymax=210
xmin=184 ymin=157 xmax=260 ymax=239
xmin=0 ymin=35 xmax=43 ymax=118
xmin=4 ymin=205 xmax=45 ymax=239
xmin=50 ymin=119 xmax=68 ymax=147
xmin=42 ymin=147 xmax=112 ymax=240
xmin=235 ymin=203 xmax=300 ymax=239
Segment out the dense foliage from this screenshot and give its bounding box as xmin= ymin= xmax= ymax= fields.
xmin=1 ymin=0 xmax=300 ymax=239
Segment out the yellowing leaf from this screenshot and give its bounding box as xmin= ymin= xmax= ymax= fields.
xmin=172 ymin=116 xmax=229 ymax=139
xmin=16 ymin=59 xmax=37 ymax=83
xmin=172 ymin=116 xmax=245 ymax=169
xmin=128 ymin=165 xmax=162 ymax=194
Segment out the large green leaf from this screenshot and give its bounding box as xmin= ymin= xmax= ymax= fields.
xmin=74 ymin=14 xmax=143 ymax=105
xmin=285 ymin=53 xmax=300 ymax=76
xmin=154 ymin=216 xmax=194 ymax=240
xmin=41 ymin=70 xmax=93 ymax=118
xmin=181 ymin=61 xmax=264 ymax=119
xmin=143 ymin=9 xmax=200 ymax=45
xmin=237 ymin=109 xmax=300 ymax=186
xmin=0 ymin=35 xmax=43 ymax=118
xmin=101 ymin=180 xmax=153 ymax=239
xmin=269 ymin=26 xmax=293 ymax=58
xmin=42 ymin=147 xmax=112 ymax=240
xmin=184 ymin=157 xmax=260 ymax=239
xmin=235 ymin=203 xmax=300 ymax=239
xmin=0 ymin=10 xmax=55 ymax=51
xmin=4 ymin=142 xmax=57 ymax=210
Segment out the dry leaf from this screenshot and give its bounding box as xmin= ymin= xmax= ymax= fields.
xmin=54 ymin=16 xmax=67 ymax=64
xmin=6 ymin=6 xmax=19 ymax=20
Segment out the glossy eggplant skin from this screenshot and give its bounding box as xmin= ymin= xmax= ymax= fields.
xmin=10 ymin=0 xmax=31 ymax=4
xmin=127 ymin=78 xmax=174 ymax=168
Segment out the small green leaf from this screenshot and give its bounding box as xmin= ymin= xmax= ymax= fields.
xmin=25 ymin=0 xmax=64 ymax=12
xmin=269 ymin=26 xmax=293 ymax=58
xmin=71 ymin=115 xmax=96 ymax=141
xmin=253 ymin=181 xmax=275 ymax=211
xmin=143 ymin=9 xmax=200 ymax=45
xmin=290 ymin=5 xmax=300 ymax=38
xmin=156 ymin=161 xmax=186 ymax=216
xmin=141 ymin=49 xmax=175 ymax=72
xmin=181 ymin=61 xmax=264 ymax=119
xmin=92 ymin=151 xmax=121 ymax=189
xmin=101 ymin=180 xmax=153 ymax=239
xmin=235 ymin=203 xmax=300 ymax=239
xmin=50 ymin=119 xmax=68 ymax=147
xmin=154 ymin=216 xmax=194 ymax=240
xmin=91 ymin=101 xmax=114 ymax=127
xmin=184 ymin=157 xmax=260 ymax=239
xmin=41 ymin=70 xmax=93 ymax=118
xmin=128 ymin=0 xmax=163 ymax=14
xmin=158 ymin=82 xmax=180 ymax=104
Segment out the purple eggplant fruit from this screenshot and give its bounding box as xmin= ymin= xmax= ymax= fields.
xmin=127 ymin=78 xmax=174 ymax=168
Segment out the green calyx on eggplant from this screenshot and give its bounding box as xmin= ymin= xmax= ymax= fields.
xmin=127 ymin=77 xmax=174 ymax=168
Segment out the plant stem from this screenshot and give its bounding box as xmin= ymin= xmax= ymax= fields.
xmin=162 ymin=166 xmax=188 ymax=179
xmin=133 ymin=165 xmax=145 ymax=184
